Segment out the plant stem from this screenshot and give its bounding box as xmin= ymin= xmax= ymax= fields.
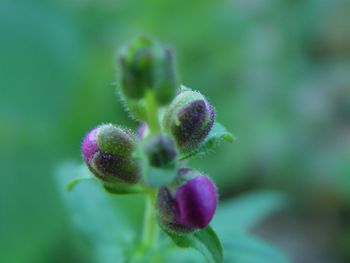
xmin=145 ymin=91 xmax=161 ymax=133
xmin=140 ymin=90 xmax=160 ymax=251
xmin=141 ymin=189 xmax=159 ymax=248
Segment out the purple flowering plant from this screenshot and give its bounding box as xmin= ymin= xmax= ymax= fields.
xmin=60 ymin=36 xmax=289 ymax=263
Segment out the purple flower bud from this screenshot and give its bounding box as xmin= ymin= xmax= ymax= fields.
xmin=118 ymin=36 xmax=177 ymax=105
xmin=81 ymin=124 xmax=141 ymax=184
xmin=162 ymin=89 xmax=215 ymax=152
xmin=143 ymin=134 xmax=177 ymax=168
xmin=157 ymin=170 xmax=217 ymax=233
xmin=174 ymin=175 xmax=217 ymax=229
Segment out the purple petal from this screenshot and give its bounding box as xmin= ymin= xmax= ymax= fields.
xmin=174 ymin=176 xmax=217 ymax=229
xmin=82 ymin=127 xmax=99 ymax=163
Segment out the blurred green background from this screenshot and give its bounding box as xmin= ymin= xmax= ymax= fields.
xmin=1 ymin=0 xmax=350 ymax=262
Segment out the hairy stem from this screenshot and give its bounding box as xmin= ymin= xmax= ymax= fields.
xmin=141 ymin=90 xmax=161 ymax=250
xmin=141 ymin=189 xmax=158 ymax=248
xmin=145 ymin=91 xmax=161 ymax=133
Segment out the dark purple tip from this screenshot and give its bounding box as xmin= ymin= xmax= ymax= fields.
xmin=174 ymin=176 xmax=217 ymax=229
xmin=82 ymin=127 xmax=99 ymax=163
xmin=173 ymin=99 xmax=215 ymax=152
xmin=93 ymin=151 xmax=141 ymax=184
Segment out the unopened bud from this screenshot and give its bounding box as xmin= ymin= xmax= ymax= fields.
xmin=174 ymin=175 xmax=217 ymax=229
xmin=118 ymin=36 xmax=177 ymax=105
xmin=153 ymin=48 xmax=177 ymax=105
xmin=157 ymin=169 xmax=217 ymax=233
xmin=82 ymin=124 xmax=141 ymax=184
xmin=157 ymin=187 xmax=193 ymax=234
xmin=162 ymin=89 xmax=215 ymax=152
xmin=143 ymin=134 xmax=177 ymax=168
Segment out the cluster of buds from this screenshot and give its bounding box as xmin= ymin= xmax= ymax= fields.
xmin=81 ymin=36 xmax=220 ymax=233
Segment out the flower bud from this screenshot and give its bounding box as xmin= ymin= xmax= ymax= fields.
xmin=157 ymin=187 xmax=193 ymax=234
xmin=82 ymin=124 xmax=141 ymax=184
xmin=174 ymin=175 xmax=217 ymax=229
xmin=153 ymin=48 xmax=177 ymax=105
xmin=157 ymin=170 xmax=217 ymax=233
xmin=162 ymin=89 xmax=215 ymax=152
xmin=118 ymin=36 xmax=177 ymax=105
xmin=143 ymin=134 xmax=177 ymax=168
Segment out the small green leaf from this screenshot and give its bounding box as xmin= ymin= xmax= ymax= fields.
xmin=164 ymin=226 xmax=224 ymax=263
xmin=66 ymin=171 xmax=94 ymax=191
xmin=66 ymin=165 xmax=144 ymax=195
xmin=206 ymin=122 xmax=235 ymax=144
xmin=180 ymin=122 xmax=235 ymax=160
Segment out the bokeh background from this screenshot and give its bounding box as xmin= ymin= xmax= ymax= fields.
xmin=1 ymin=0 xmax=350 ymax=262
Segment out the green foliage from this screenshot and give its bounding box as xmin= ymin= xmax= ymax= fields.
xmin=180 ymin=122 xmax=235 ymax=160
xmin=57 ymin=163 xmax=144 ymax=263
xmin=2 ymin=0 xmax=349 ymax=262
xmin=164 ymin=226 xmax=223 ymax=263
xmin=212 ymin=191 xmax=290 ymax=263
xmin=58 ymin=163 xmax=288 ymax=263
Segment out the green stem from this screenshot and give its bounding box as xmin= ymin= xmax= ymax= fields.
xmin=145 ymin=91 xmax=161 ymax=133
xmin=130 ymin=90 xmax=161 ymax=261
xmin=128 ymin=190 xmax=159 ymax=263
xmin=142 ymin=90 xmax=160 ymax=247
xmin=141 ymin=189 xmax=159 ymax=248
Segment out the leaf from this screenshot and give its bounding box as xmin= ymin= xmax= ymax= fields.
xmin=56 ymin=162 xmax=145 ymax=263
xmin=206 ymin=122 xmax=235 ymax=144
xmin=66 ymin=166 xmax=143 ymax=195
xmin=212 ymin=191 xmax=287 ymax=236
xmin=164 ymin=226 xmax=224 ymax=263
xmin=66 ymin=173 xmax=94 ymax=191
xmin=223 ymin=234 xmax=290 ymax=263
xmin=180 ymin=122 xmax=235 ymax=160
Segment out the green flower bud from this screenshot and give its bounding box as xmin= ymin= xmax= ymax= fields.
xmin=143 ymin=134 xmax=177 ymax=168
xmin=82 ymin=124 xmax=141 ymax=184
xmin=153 ymin=48 xmax=177 ymax=105
xmin=118 ymin=36 xmax=177 ymax=105
xmin=162 ymin=89 xmax=215 ymax=152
